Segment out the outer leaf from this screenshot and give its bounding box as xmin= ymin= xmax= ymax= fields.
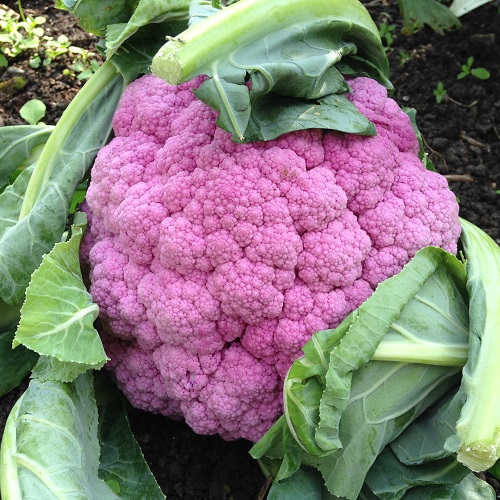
xmin=489 ymin=460 xmax=500 ymax=480
xmin=0 ymin=300 xmax=21 ymax=331
xmin=105 ymin=0 xmax=195 ymax=58
xmin=0 ymin=330 xmax=38 ymax=398
xmin=282 ymin=315 xmax=355 ymax=457
xmin=13 ymin=223 xmax=107 ymax=380
xmin=152 ymin=0 xmax=389 ymax=142
xmin=267 ymin=466 xmax=326 ymax=500
xmin=450 ymin=219 xmax=500 ymax=471
xmin=313 ymin=363 xmax=460 ymax=498
xmin=390 ymin=387 xmax=465 ymax=465
xmin=283 ymin=247 xmax=468 ymax=457
xmin=98 ymin=400 xmax=165 ymax=499
xmin=398 ymin=0 xmax=461 ymax=34
xmin=109 ymin=29 xmax=188 ymax=82
xmin=56 ymin=0 xmax=136 ymax=36
xmin=0 ymin=168 xmax=33 ymax=240
xmin=30 ymin=356 xmax=101 ymax=383
xmin=0 ymin=373 xmax=118 ymax=499
xmin=450 ymin=0 xmax=494 ymax=17
xmin=0 ymin=126 xmax=52 ymax=191
xmin=0 ymin=63 xmax=124 ymax=305
xmin=365 ymin=448 xmax=469 ymax=499
xmin=402 ymin=473 xmax=495 ymax=499
xmin=243 ymin=93 xmax=376 ymax=143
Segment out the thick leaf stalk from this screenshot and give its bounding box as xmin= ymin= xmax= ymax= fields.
xmin=152 ymin=0 xmax=387 ymax=84
xmin=151 ymin=0 xmax=390 ymax=142
xmin=451 ymin=219 xmax=500 ymax=471
xmin=18 ymin=60 xmax=118 ymax=220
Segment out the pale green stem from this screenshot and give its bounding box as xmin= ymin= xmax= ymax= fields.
xmin=18 ymin=60 xmax=117 ymax=221
xmin=151 ymin=0 xmax=385 ymax=85
xmin=372 ymin=341 xmax=468 ymax=367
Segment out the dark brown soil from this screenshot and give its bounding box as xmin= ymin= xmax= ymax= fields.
xmin=1 ymin=1 xmax=499 ymax=499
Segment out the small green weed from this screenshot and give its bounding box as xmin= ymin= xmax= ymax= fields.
xmin=19 ymin=98 xmax=46 ymax=125
xmin=1 ymin=3 xmax=100 ymax=80
xmin=398 ymin=49 xmax=411 ymax=65
xmin=0 ymin=4 xmax=45 ymax=60
xmin=457 ymin=56 xmax=490 ymax=80
xmin=378 ymin=22 xmax=396 ymax=51
xmin=433 ymin=82 xmax=447 ymax=104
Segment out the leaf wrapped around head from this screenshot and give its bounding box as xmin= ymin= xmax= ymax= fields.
xmin=152 ymin=0 xmax=391 ymax=142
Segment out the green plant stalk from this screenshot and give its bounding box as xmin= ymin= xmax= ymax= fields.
xmin=455 ymin=219 xmax=500 ymax=471
xmin=18 ymin=60 xmax=117 ymax=220
xmin=0 ymin=395 xmax=22 ymax=500
xmin=372 ymin=341 xmax=468 ymax=367
xmin=151 ymin=0 xmax=387 ymax=85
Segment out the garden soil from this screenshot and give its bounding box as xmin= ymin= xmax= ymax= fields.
xmin=1 ymin=0 xmax=499 ymax=498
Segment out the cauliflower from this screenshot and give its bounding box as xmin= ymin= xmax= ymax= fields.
xmin=82 ymin=74 xmax=461 ymax=442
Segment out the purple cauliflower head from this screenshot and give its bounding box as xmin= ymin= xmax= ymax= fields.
xmin=82 ymin=74 xmax=460 ymax=442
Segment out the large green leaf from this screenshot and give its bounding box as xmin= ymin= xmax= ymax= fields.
xmin=283 ymin=247 xmax=468 ymax=458
xmin=98 ymin=400 xmax=165 ymax=499
xmin=56 ymin=0 xmax=136 ymax=36
xmin=366 ymin=448 xmax=469 ymax=499
xmin=313 ymin=363 xmax=460 ymax=498
xmin=105 ymin=0 xmax=194 ymax=58
xmin=0 ymin=64 xmax=124 ymax=306
xmin=402 ymin=473 xmax=495 ymax=499
xmin=267 ymin=466 xmax=326 ymax=500
xmin=13 ymin=222 xmax=107 ymax=381
xmin=390 ymin=388 xmax=464 ymax=465
xmin=0 ymin=167 xmax=33 ymax=240
xmin=152 ymin=0 xmax=390 ymax=142
xmin=0 ymin=330 xmax=38 ymax=398
xmin=448 ymin=219 xmax=500 ymax=471
xmin=0 ymin=126 xmax=52 ymax=192
xmin=253 ymin=247 xmax=469 ymax=498
xmin=0 ymin=373 xmax=118 ymax=499
xmin=398 ymin=0 xmax=461 ymax=34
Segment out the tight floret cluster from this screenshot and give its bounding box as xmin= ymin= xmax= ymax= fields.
xmin=82 ymin=74 xmax=460 ymax=441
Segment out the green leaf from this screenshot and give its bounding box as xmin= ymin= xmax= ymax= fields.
xmin=56 ymin=0 xmax=136 ymax=36
xmin=284 ymin=247 xmax=468 ymax=457
xmin=0 ymin=373 xmax=119 ymax=499
xmin=0 ymin=125 xmax=53 ymax=192
xmin=98 ymin=400 xmax=165 ymax=499
xmin=105 ymin=0 xmax=194 ymax=58
xmin=242 ymin=93 xmax=376 ymax=143
xmin=267 ymin=466 xmax=326 ymax=500
xmin=152 ymin=0 xmax=389 ymax=142
xmin=489 ymin=459 xmax=500 ymax=481
xmin=0 ymin=167 xmax=33 ymax=240
xmin=194 ymin=75 xmax=251 ymax=142
xmin=404 ymin=108 xmax=436 ymax=172
xmin=402 ymin=473 xmax=495 ymax=499
xmin=390 ymin=387 xmax=465 ymax=464
xmin=19 ymin=99 xmax=46 ymax=126
xmin=31 ymin=355 xmax=102 ymax=383
xmin=13 ymin=222 xmax=107 ymax=381
xmin=315 ymin=362 xmax=460 ymax=498
xmin=109 ymin=32 xmax=184 ymax=82
xmin=471 ymin=67 xmax=490 ymax=80
xmin=0 ymin=329 xmax=38 ymax=398
xmin=398 ymin=0 xmax=461 ymax=34
xmin=450 ymin=219 xmax=500 ymax=471
xmin=366 ymin=448 xmax=469 ymax=499
xmin=254 ymin=247 xmax=469 ymax=499
xmin=0 ymin=63 xmax=124 ymax=305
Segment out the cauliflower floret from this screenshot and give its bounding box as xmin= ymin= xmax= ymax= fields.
xmin=83 ymin=74 xmax=461 ymax=441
